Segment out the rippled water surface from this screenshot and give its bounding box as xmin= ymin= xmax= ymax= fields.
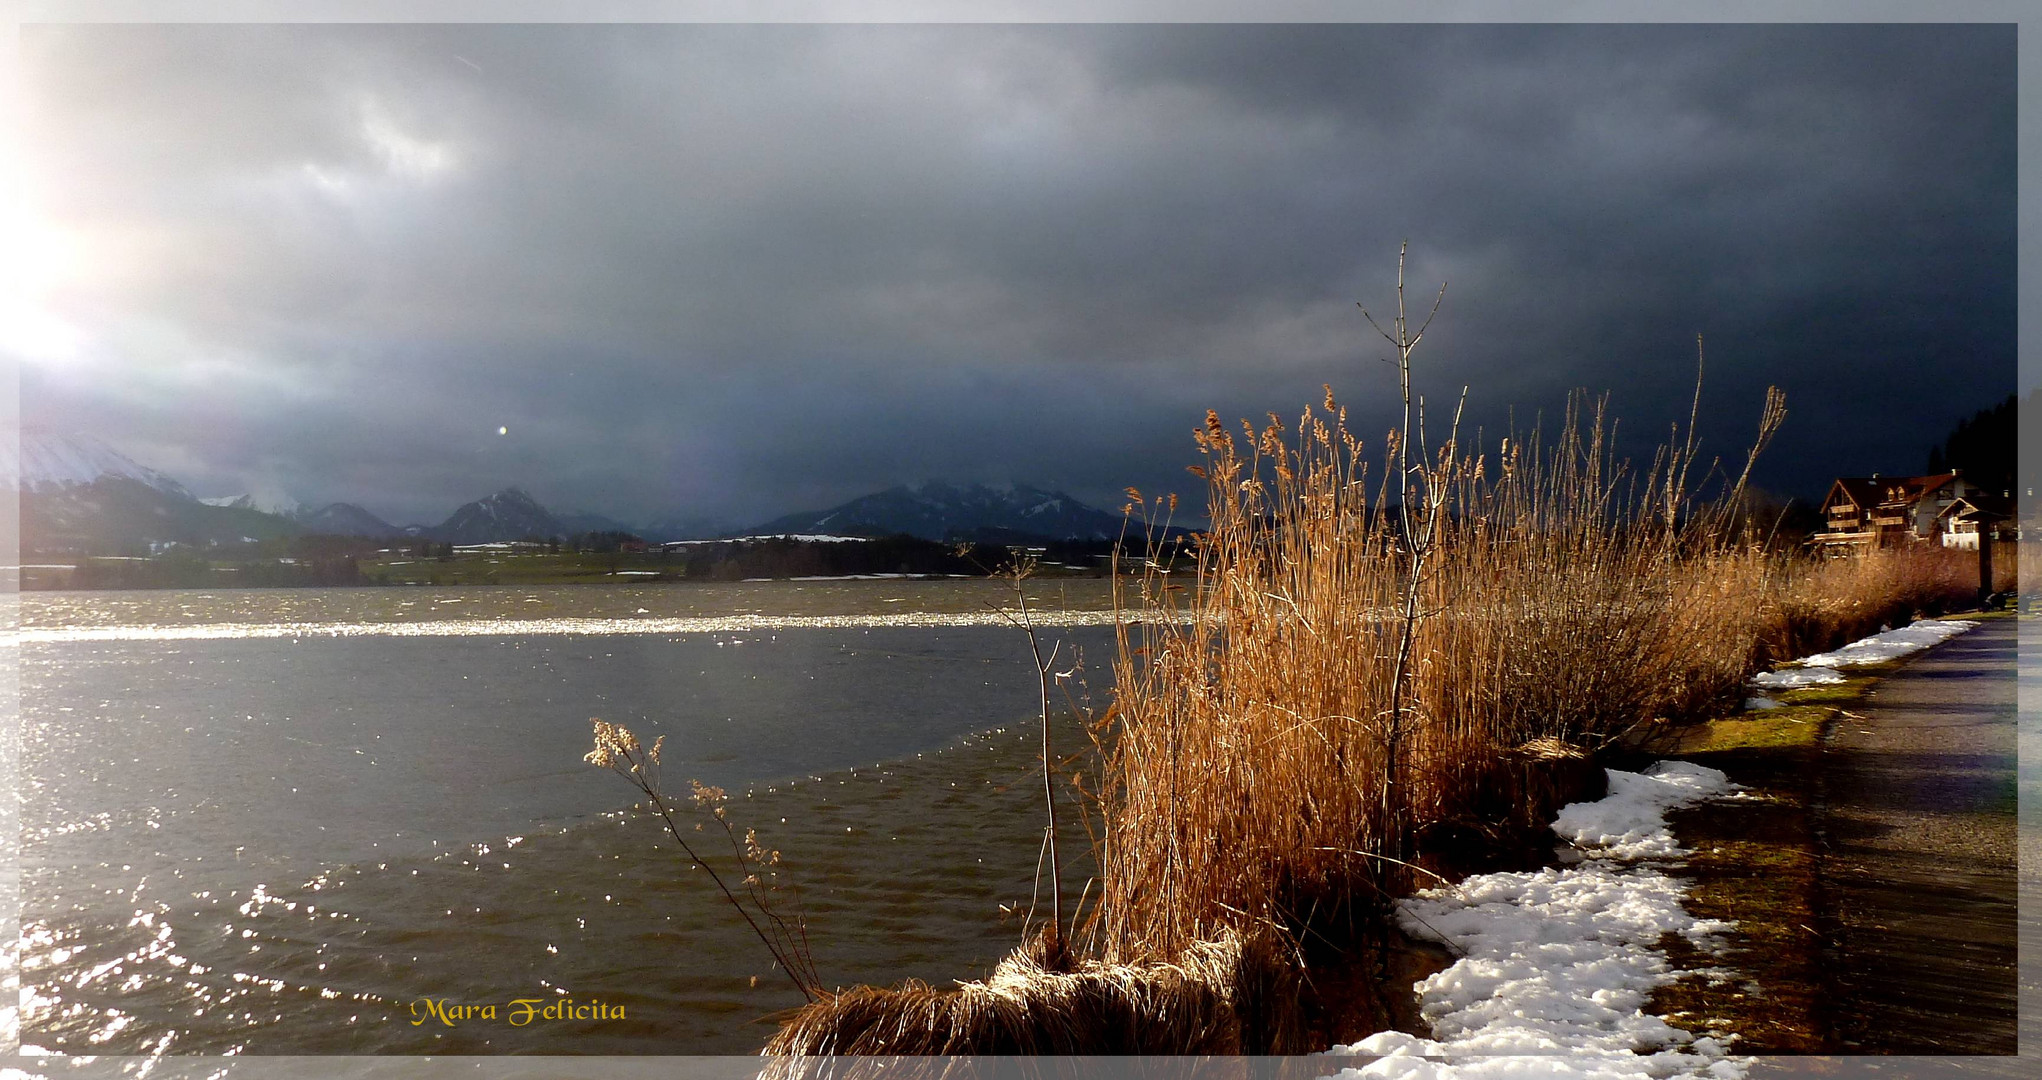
xmin=21 ymin=578 xmax=1119 ymax=629
xmin=17 ymin=582 xmax=1119 ymax=1054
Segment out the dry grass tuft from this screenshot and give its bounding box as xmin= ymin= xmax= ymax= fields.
xmin=762 ymin=929 xmax=1307 ymax=1058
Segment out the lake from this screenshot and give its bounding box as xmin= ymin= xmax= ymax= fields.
xmin=13 ymin=580 xmax=1125 ymax=1055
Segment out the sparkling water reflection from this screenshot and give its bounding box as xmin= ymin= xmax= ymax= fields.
xmin=19 ymin=583 xmax=1120 ymax=1055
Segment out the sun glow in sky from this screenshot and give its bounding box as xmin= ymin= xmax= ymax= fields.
xmin=0 ymin=209 xmax=88 ymax=365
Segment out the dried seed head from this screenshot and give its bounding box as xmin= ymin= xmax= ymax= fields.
xmin=584 ymin=718 xmax=624 ymax=769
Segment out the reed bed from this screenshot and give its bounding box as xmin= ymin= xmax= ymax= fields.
xmin=1084 ymin=388 xmax=1986 ymax=964
xmin=753 ymin=248 xmax=2004 ymax=1054
xmin=1756 ymin=542 xmax=1989 ymax=662
xmin=760 ymin=384 xmax=1986 ymax=1053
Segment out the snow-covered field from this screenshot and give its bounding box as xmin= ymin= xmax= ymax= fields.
xmin=1327 ymin=762 xmax=1745 ymax=1080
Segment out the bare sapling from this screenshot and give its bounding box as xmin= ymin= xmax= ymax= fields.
xmin=957 ymin=543 xmax=1082 ymax=966
xmin=585 ymin=718 xmax=823 ymax=1001
xmin=1004 ymin=553 xmax=1074 ymax=966
xmin=1357 ymin=240 xmax=1464 ymax=875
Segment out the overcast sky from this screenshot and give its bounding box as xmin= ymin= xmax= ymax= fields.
xmin=13 ymin=22 xmax=2017 ymax=529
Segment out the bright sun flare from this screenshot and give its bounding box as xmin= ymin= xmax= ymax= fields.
xmin=1 ymin=211 xmax=87 ymax=363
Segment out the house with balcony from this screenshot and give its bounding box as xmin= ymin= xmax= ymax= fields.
xmin=1810 ymin=471 xmax=1987 ymax=552
xmin=1935 ymin=493 xmax=2016 ymax=550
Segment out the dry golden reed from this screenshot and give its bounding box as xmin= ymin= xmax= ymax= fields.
xmin=752 ymin=381 xmax=1982 ymax=1053
xmin=750 ymin=255 xmax=1994 ymax=1053
xmin=1084 ymin=385 xmax=1983 ymax=963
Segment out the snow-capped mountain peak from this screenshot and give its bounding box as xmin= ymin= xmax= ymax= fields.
xmin=748 ymin=480 xmax=1129 ymax=542
xmin=298 ymin=502 xmax=401 ymax=538
xmin=432 ymin=486 xmax=569 ymax=543
xmin=199 ymin=492 xmax=304 ymax=517
xmin=3 ymin=428 xmax=195 ymax=500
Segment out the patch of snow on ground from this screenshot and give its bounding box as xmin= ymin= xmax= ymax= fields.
xmin=1793 ymin=619 xmax=1976 ymax=668
xmin=1747 ymin=619 xmax=1976 ymax=694
xmin=1326 ymin=762 xmax=1744 ymax=1080
xmin=664 ymin=534 xmax=869 ymax=545
xmin=1740 ymin=697 xmax=1780 ymax=711
xmin=1551 ymin=762 xmax=1736 ymax=859
xmin=1748 ymin=666 xmax=1844 ymax=689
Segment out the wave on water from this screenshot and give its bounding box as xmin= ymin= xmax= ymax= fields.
xmin=8 ymin=609 xmax=1152 ymax=644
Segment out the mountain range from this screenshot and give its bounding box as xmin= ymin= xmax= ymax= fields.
xmin=748 ymin=481 xmax=1133 ymax=543
xmin=8 ymin=429 xmax=1143 ymax=554
xmin=4 ymin=427 xmax=195 ymax=500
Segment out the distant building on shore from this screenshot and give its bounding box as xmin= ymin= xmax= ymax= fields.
xmin=1810 ymin=471 xmax=2012 ymax=552
xmin=1935 ymin=493 xmax=2016 ymax=550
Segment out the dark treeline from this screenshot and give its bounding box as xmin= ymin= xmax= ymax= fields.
xmin=1928 ymin=393 xmax=2016 ymax=495
xmin=67 ymin=551 xmax=367 ymax=589
xmin=36 ymin=533 xmax=1162 ymax=589
xmin=672 ymin=534 xmax=1130 ymax=579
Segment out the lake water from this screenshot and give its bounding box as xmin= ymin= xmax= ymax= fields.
xmin=12 ymin=580 xmax=1124 ymax=1055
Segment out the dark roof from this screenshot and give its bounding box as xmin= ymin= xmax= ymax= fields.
xmin=1824 ymin=477 xmax=1881 ymax=510
xmin=1826 ymin=472 xmax=1962 ymax=509
xmin=1890 ymin=472 xmax=1959 ymax=504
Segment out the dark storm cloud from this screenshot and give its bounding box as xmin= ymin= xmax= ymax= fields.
xmin=17 ymin=23 xmax=2016 ymax=528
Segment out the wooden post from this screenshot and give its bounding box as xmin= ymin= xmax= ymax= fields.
xmin=1979 ymin=528 xmax=1993 ymax=602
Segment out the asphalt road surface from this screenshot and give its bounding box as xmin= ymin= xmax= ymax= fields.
xmin=1813 ymin=615 xmax=2019 ymax=1055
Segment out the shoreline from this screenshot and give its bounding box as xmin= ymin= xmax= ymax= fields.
xmin=1646 ymin=612 xmax=2012 ymax=1054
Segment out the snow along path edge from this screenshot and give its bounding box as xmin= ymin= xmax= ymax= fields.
xmin=1749 ymin=618 xmax=1978 ymax=690
xmin=1325 ymin=761 xmax=1747 ymax=1080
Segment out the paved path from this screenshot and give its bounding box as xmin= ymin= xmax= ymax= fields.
xmin=1813 ymin=615 xmax=2018 ymax=1054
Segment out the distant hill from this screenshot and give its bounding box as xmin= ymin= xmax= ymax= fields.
xmin=6 ymin=431 xmax=618 ymax=552
xmin=5 ymin=428 xmax=195 ymax=500
xmin=22 ymin=475 xmax=302 ymax=554
xmin=8 ymin=430 xmax=1159 ymax=555
xmin=748 ymin=481 xmax=1133 ymax=543
xmin=430 ymin=487 xmax=569 ymax=544
xmin=6 ymin=429 xmax=311 ymax=554
xmin=199 ymin=492 xmax=304 ymax=518
xmin=298 ymin=502 xmax=403 ymax=538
